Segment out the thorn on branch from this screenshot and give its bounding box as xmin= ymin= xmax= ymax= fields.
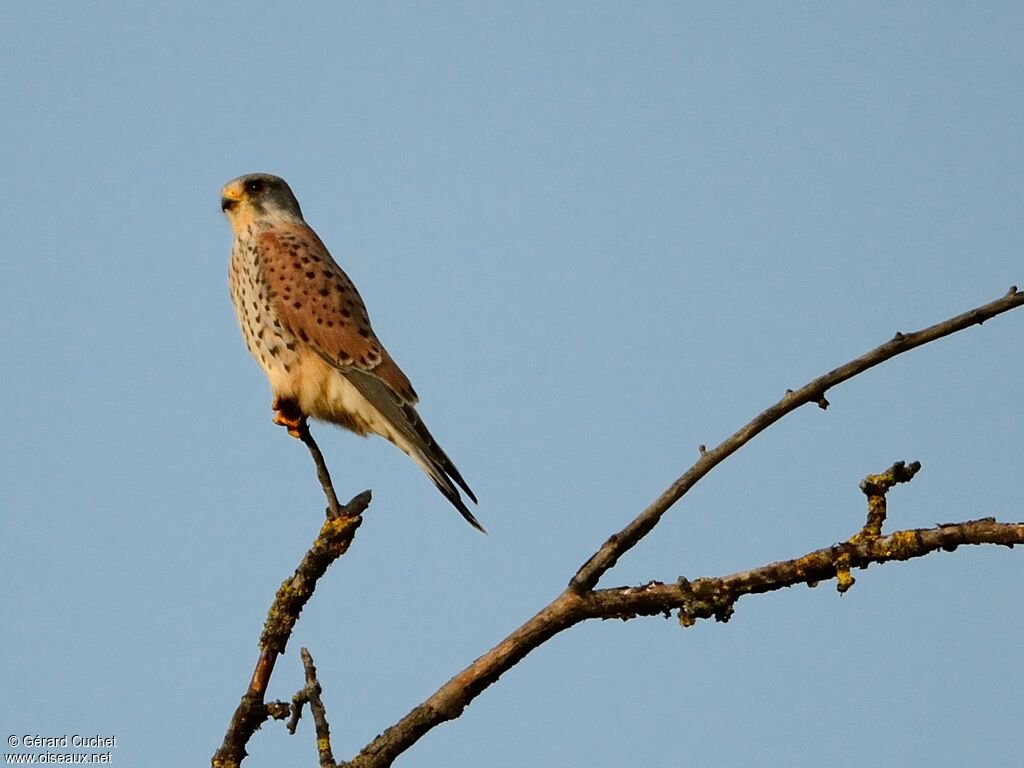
xmin=698 ymin=444 xmax=707 ymax=456
xmin=816 ymin=394 xmax=830 ymax=410
xmin=1006 ymin=285 xmax=1018 ymax=296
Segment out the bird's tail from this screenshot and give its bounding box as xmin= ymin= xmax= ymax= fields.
xmin=340 ymin=366 xmax=484 ymax=532
xmin=407 ymin=440 xmax=486 ymax=533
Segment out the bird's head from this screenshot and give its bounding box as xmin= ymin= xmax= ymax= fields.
xmin=221 ymin=173 xmax=304 ymax=230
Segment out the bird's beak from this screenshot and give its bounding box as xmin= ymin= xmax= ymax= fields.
xmin=221 ymin=185 xmax=243 ymax=213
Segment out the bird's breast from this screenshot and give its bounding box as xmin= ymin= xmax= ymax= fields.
xmin=228 ymin=233 xmax=302 ymax=385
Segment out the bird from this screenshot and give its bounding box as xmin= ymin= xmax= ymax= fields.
xmin=221 ymin=172 xmax=483 ymax=532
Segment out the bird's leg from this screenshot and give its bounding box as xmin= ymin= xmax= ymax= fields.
xmin=271 ymin=397 xmax=305 ymax=439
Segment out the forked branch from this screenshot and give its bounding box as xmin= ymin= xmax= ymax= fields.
xmin=571 ymin=286 xmax=1022 ymax=591
xmin=345 ymin=471 xmax=1022 ymax=768
xmin=212 ymin=426 xmax=370 ymax=768
xmin=212 ymin=286 xmax=1023 ymax=768
xmin=344 ymin=288 xmax=1023 ymax=768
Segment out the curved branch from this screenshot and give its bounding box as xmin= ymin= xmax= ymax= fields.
xmin=344 ymin=287 xmax=1024 ymax=767
xmin=346 ymin=514 xmax=1022 ymax=767
xmin=213 ymin=288 xmax=1023 ymax=767
xmin=342 ymin=590 xmax=588 ymax=768
xmin=570 ymin=285 xmax=1023 ymax=591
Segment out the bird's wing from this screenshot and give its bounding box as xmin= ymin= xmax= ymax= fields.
xmin=257 ymin=222 xmax=481 ymax=530
xmin=257 ymin=224 xmax=417 ymax=402
xmin=341 ymin=366 xmax=483 ymax=530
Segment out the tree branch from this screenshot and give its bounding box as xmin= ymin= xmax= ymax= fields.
xmin=212 ymin=287 xmax=1023 ymax=768
xmin=345 ymin=475 xmax=1022 ymax=768
xmin=212 ymin=425 xmax=371 ymax=768
xmin=343 ymin=287 xmax=1023 ymax=768
xmin=344 ymin=512 xmax=1023 ymax=768
xmin=591 ymin=517 xmax=1023 ymax=625
xmin=570 ymin=285 xmax=1022 ymax=591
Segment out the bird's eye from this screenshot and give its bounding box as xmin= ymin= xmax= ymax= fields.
xmin=246 ymin=179 xmax=265 ymax=194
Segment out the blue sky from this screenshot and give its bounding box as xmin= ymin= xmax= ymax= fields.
xmin=1 ymin=3 xmax=1021 ymax=767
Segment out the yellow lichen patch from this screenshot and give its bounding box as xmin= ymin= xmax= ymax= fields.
xmin=862 ymin=472 xmax=888 ymax=488
xmin=318 ymin=515 xmax=359 ymax=541
xmin=835 ymin=552 xmax=855 ymax=593
xmin=791 ymin=552 xmax=820 ymax=579
xmin=275 ymin=579 xmax=304 ymax=599
xmin=885 ymin=530 xmax=919 ymax=560
xmin=315 ymin=514 xmax=361 ymax=559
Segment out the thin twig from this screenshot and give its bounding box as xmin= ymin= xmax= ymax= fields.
xmin=296 ymin=419 xmax=345 ymax=519
xmin=287 ymin=648 xmax=336 ymax=768
xmin=303 ymin=649 xmax=336 ymax=768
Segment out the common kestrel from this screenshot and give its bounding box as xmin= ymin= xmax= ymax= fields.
xmin=221 ymin=173 xmax=482 ymax=531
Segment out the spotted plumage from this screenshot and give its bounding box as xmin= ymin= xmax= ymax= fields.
xmin=222 ymin=173 xmax=482 ymax=531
